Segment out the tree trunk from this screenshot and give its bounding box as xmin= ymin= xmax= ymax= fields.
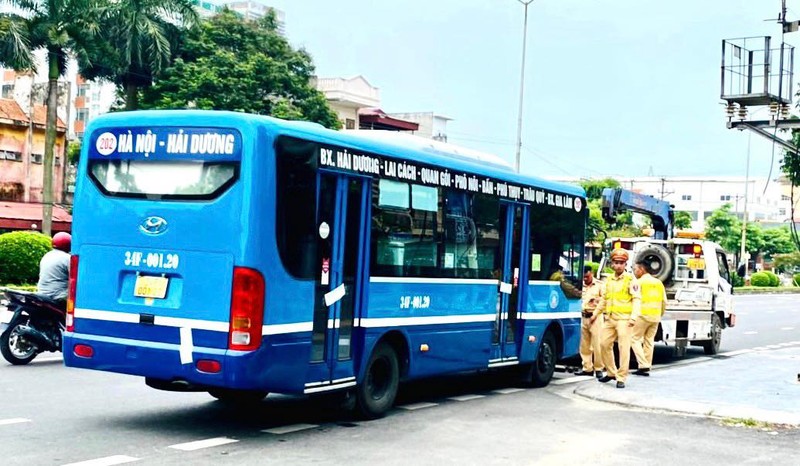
xmin=125 ymin=80 xmax=139 ymax=110
xmin=42 ymin=50 xmax=60 ymax=237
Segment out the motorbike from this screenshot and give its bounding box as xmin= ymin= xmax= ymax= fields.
xmin=0 ymin=289 xmax=65 ymax=365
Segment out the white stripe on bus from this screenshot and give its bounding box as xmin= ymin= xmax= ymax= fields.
xmin=359 ymin=314 xmax=496 ymax=328
xmin=369 ymin=277 xmax=499 ymax=285
xmin=261 ymin=322 xmax=313 ymax=335
xmin=519 ymin=312 xmax=581 ymax=320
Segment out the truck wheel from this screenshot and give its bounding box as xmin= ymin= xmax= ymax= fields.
xmin=523 ymin=331 xmax=557 ymax=388
xmin=702 ymin=313 xmax=722 ymax=355
xmin=634 ymin=244 xmax=674 ymax=283
xmin=0 ymin=321 xmax=38 ymax=365
xmin=356 ymin=342 xmax=399 ymax=419
xmin=208 ymin=388 xmax=269 ymax=404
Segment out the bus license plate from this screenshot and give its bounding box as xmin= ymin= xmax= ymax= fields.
xmin=134 ymin=275 xmax=169 ymax=299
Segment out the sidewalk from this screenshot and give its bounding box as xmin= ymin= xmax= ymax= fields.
xmin=572 ymin=346 xmax=800 ymax=425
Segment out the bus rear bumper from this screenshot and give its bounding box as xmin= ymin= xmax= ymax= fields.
xmin=63 ymin=332 xmax=307 ymax=393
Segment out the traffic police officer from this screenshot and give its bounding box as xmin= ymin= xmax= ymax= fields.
xmin=631 ymin=259 xmax=666 ymax=376
xmin=591 ymin=248 xmax=641 ymax=388
xmin=576 ymin=265 xmax=604 ymax=378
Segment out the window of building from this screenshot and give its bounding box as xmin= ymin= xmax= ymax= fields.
xmin=76 ymin=109 xmax=89 ymax=121
xmin=54 ymin=156 xmax=61 ymax=166
xmin=1 ymin=84 xmax=14 ymax=99
xmin=345 ymin=118 xmax=355 ymax=130
xmin=703 ymin=211 xmax=714 ymax=220
xmin=681 ymin=194 xmax=692 ymax=201
xmin=779 ymin=208 xmax=786 ymax=216
xmin=687 ymin=211 xmax=698 ymax=220
xmin=720 ymin=195 xmax=731 ymax=201
xmin=0 ymin=150 xmax=22 ymax=162
xmin=782 ymin=194 xmax=791 ymax=201
xmin=31 ymin=153 xmax=43 ymax=164
xmin=76 ymin=84 xmax=89 ymax=97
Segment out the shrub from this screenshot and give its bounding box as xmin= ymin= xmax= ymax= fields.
xmin=585 ymin=261 xmax=599 ymax=276
xmin=731 ymin=273 xmax=744 ymax=287
xmin=749 ymin=272 xmax=771 ymax=287
xmin=793 ymin=272 xmax=800 ymax=287
xmin=764 ymin=271 xmax=780 ymax=287
xmin=0 ymin=231 xmax=52 ymax=285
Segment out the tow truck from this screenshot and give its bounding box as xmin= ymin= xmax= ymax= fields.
xmin=599 ymin=188 xmax=736 ymax=356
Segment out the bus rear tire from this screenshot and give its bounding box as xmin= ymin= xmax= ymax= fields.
xmin=208 ymin=388 xmax=269 ymax=404
xmin=522 ymin=331 xmax=557 ymax=388
xmin=355 ymin=342 xmax=399 ymax=419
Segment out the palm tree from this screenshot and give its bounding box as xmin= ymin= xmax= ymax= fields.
xmin=0 ymin=0 xmax=102 ymax=236
xmin=81 ymin=0 xmax=198 ymax=110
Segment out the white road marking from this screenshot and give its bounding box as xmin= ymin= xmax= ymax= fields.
xmin=718 ymin=349 xmax=754 ymax=357
xmin=397 ymin=402 xmax=438 ymax=411
xmin=35 ymin=355 xmax=63 ymax=363
xmin=61 ymin=455 xmax=139 ymax=466
xmin=551 ymin=377 xmax=591 ymax=386
xmin=0 ymin=418 xmax=31 ymax=426
xmin=752 ymin=346 xmax=768 ymax=351
xmin=766 ymin=344 xmax=783 ymax=349
xmin=780 ymin=327 xmax=795 ymax=331
xmin=492 ymin=388 xmax=526 ymax=395
xmin=261 ymin=424 xmax=318 ymax=435
xmin=447 ymin=394 xmax=486 ymax=402
xmin=168 ymin=437 xmax=238 ymax=451
xmin=743 ymin=331 xmax=758 ymax=335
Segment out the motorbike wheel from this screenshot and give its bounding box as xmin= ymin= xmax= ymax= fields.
xmin=0 ymin=322 xmax=38 ymax=365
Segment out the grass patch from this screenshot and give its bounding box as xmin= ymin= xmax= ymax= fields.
xmin=734 ymin=286 xmax=800 ymax=295
xmin=721 ymin=417 xmax=797 ymax=431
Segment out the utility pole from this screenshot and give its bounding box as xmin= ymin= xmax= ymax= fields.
xmin=740 ymin=132 xmax=751 ymax=275
xmin=514 ymin=0 xmax=534 ymax=173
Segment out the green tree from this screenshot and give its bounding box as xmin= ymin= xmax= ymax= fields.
xmin=782 ymin=118 xmax=800 ymax=249
xmin=761 ymin=226 xmax=797 ymax=260
xmin=67 ymin=140 xmax=81 ymax=165
xmin=704 ymin=204 xmax=740 ymax=252
xmin=0 ymin=0 xmax=101 ymax=236
xmin=674 ymin=211 xmax=693 ymax=230
xmin=79 ymin=0 xmax=197 ymax=110
xmin=140 ymin=9 xmax=340 ymax=129
xmin=579 ymin=177 xmax=621 ymax=200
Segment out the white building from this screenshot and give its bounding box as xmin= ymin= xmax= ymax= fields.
xmin=554 ymin=176 xmax=786 ymax=230
xmin=387 ymin=112 xmax=451 ymax=141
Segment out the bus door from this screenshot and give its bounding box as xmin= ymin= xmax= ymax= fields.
xmin=307 ymin=172 xmax=369 ymax=391
xmin=491 ymin=202 xmax=529 ymax=364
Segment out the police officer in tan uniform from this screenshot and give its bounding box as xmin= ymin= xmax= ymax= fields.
xmin=631 ymin=259 xmax=667 ymax=376
xmin=576 ymin=265 xmax=604 ymax=378
xmin=591 ymin=248 xmax=641 ymax=388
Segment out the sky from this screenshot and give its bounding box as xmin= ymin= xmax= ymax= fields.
xmin=259 ymin=1 xmax=793 ymax=180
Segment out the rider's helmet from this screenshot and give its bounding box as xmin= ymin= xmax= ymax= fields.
xmin=52 ymin=232 xmax=71 ymax=252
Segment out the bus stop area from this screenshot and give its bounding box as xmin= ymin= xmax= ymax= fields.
xmin=570 ymin=346 xmax=800 ymax=425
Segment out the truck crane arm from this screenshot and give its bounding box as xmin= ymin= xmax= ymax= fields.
xmin=600 ymin=187 xmax=674 ymax=240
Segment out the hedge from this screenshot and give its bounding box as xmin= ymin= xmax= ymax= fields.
xmin=0 ymin=231 xmax=52 ymax=285
xmin=749 ymin=272 xmax=771 ymax=287
xmin=794 ymin=272 xmax=800 ymax=287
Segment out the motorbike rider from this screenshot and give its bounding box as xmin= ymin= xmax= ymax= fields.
xmin=37 ymin=232 xmax=71 ymax=306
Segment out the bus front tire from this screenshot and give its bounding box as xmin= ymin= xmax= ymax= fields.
xmin=356 ymin=342 xmax=399 ymax=419
xmin=208 ymin=388 xmax=269 ymax=404
xmin=523 ymin=331 xmax=557 ymax=388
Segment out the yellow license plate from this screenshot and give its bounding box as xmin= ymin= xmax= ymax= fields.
xmin=687 ymin=258 xmax=705 ymax=270
xmin=134 ymin=275 xmax=169 ymax=299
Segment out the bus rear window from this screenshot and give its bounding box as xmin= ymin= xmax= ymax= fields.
xmin=89 ymin=160 xmax=238 ymax=200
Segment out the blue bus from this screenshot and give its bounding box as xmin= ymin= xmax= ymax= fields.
xmin=64 ymin=110 xmax=587 ymax=417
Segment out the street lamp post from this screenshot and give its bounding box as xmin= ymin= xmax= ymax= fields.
xmin=514 ymin=0 xmax=535 ymax=174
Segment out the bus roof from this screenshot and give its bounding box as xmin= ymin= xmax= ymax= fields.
xmin=85 ymin=110 xmax=586 ymax=199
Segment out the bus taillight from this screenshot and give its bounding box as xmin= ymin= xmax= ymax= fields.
xmin=66 ymin=255 xmax=79 ymax=332
xmin=228 ymin=267 xmax=265 ymax=351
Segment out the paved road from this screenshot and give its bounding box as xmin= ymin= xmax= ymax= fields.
xmin=0 ymin=294 xmax=798 ymax=465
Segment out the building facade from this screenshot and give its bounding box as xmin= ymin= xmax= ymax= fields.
xmin=0 ymin=99 xmax=68 ymax=204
